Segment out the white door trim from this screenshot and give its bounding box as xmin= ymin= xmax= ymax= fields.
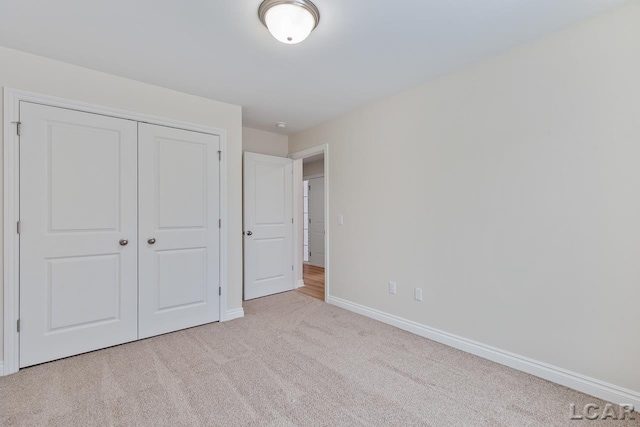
xmin=2 ymin=87 xmax=230 ymax=376
xmin=289 ymin=144 xmax=329 ymax=301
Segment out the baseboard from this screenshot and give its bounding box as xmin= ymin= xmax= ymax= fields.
xmin=296 ymin=279 xmax=305 ymax=289
xmin=0 ymin=361 xmax=4 ymax=376
xmin=327 ymin=295 xmax=640 ymax=408
xmin=223 ymin=307 xmax=244 ymax=322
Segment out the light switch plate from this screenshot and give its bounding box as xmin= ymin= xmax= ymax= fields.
xmin=337 ymin=214 xmax=344 ymax=225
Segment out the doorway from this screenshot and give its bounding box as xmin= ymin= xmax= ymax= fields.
xmin=290 ymin=145 xmax=329 ymax=301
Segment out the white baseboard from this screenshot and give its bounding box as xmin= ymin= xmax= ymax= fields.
xmin=0 ymin=361 xmax=3 ymax=376
xmin=223 ymin=307 xmax=245 ymax=322
xmin=327 ymin=295 xmax=640 ymax=408
xmin=296 ymin=279 xmax=305 ymax=289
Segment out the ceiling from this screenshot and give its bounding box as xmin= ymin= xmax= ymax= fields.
xmin=0 ymin=0 xmax=627 ymax=134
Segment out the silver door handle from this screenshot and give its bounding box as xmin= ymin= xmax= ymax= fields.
xmin=147 ymin=238 xmax=156 ymax=245
xmin=246 ymin=231 xmax=253 ymax=236
xmin=119 ymin=239 xmax=129 ymax=246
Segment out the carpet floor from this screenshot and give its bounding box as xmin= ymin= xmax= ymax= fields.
xmin=1 ymin=291 xmax=637 ymax=426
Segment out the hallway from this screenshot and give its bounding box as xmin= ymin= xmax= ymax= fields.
xmin=296 ymin=264 xmax=325 ymax=300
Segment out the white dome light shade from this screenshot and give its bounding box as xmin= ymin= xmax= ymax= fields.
xmin=265 ymin=4 xmax=314 ymax=44
xmin=259 ymin=0 xmax=320 ymax=45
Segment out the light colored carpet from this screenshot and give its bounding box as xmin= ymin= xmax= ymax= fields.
xmin=1 ymin=291 xmax=637 ymax=426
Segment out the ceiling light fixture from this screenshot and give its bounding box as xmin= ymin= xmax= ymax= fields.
xmin=276 ymin=122 xmax=287 ymax=128
xmin=258 ymin=0 xmax=320 ymax=45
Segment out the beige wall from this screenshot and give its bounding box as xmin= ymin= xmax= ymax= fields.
xmin=289 ymin=2 xmax=640 ymax=393
xmin=242 ymin=127 xmax=288 ymax=157
xmin=303 ymin=159 xmax=324 ymax=178
xmin=0 ymin=46 xmax=244 ymax=362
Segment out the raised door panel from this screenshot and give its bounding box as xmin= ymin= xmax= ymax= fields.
xmin=138 ymin=123 xmax=220 ymax=339
xmin=49 ymin=125 xmax=121 ymax=232
xmin=156 ymin=139 xmax=207 ymax=229
xmin=19 ymin=102 xmax=138 ymax=368
xmin=48 ymin=255 xmax=120 ymax=331
xmin=156 ymin=248 xmax=207 ymax=311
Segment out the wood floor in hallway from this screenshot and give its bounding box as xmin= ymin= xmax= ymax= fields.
xmin=296 ymin=264 xmax=325 ymax=300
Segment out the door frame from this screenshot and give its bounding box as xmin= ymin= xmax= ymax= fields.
xmin=289 ymin=144 xmax=329 ymax=301
xmin=3 ymin=88 xmax=229 ymax=376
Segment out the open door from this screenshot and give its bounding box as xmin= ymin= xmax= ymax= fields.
xmin=243 ymin=152 xmax=294 ymax=300
xmin=308 ymin=176 xmax=325 ymax=267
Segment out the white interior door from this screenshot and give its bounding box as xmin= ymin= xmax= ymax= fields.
xmin=244 ymin=152 xmax=293 ymax=300
xmin=308 ymin=176 xmax=325 ymax=267
xmin=138 ymin=123 xmax=220 ymax=339
xmin=19 ymin=102 xmax=138 ymax=368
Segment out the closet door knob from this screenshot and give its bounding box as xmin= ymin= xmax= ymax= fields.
xmin=147 ymin=238 xmax=156 ymax=245
xmin=119 ymin=239 xmax=129 ymax=246
xmin=246 ymin=231 xmax=253 ymax=236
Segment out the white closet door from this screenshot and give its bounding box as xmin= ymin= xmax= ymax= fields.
xmin=308 ymin=177 xmax=325 ymax=267
xmin=138 ymin=123 xmax=220 ymax=339
xmin=243 ymin=152 xmax=294 ymax=300
xmin=19 ymin=102 xmax=138 ymax=368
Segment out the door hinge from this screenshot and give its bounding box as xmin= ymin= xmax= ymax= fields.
xmin=17 ymin=221 xmax=21 ymax=234
xmin=15 ymin=121 xmax=21 ymax=136
xmin=218 ymin=150 xmax=221 ymax=161
xmin=292 ymin=218 xmax=293 ymax=224
xmin=292 ymin=265 xmax=294 ymax=271
xmin=17 ymin=319 xmax=20 ymax=332
xmin=309 ymin=251 xmax=312 ymax=258
xmin=219 ymin=219 xmax=221 ymax=228
xmin=219 ymin=287 xmax=222 ymax=296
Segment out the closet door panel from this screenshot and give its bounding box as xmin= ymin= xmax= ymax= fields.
xmin=138 ymin=123 xmax=220 ymax=338
xmin=19 ymin=102 xmax=138 ymax=367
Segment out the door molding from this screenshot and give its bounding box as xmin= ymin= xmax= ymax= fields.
xmin=289 ymin=144 xmax=329 ymax=301
xmin=3 ymin=87 xmax=229 ymax=375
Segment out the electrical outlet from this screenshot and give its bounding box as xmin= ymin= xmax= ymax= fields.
xmin=389 ymin=281 xmax=397 ymax=295
xmin=414 ymin=288 xmax=423 ymax=302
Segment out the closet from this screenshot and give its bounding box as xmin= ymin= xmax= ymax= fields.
xmin=18 ymin=102 xmax=221 ymax=367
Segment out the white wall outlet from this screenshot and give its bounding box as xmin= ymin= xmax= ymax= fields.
xmin=337 ymin=214 xmax=344 ymax=225
xmin=389 ymin=281 xmax=397 ymax=295
xmin=414 ymin=288 xmax=423 ymax=302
